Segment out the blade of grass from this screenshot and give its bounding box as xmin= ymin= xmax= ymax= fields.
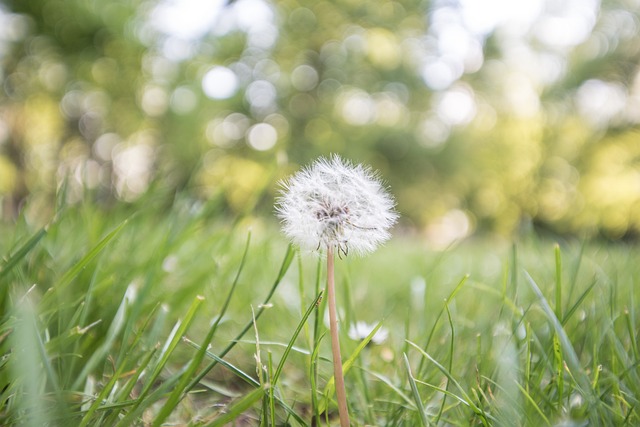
xmin=403 ymin=353 xmax=429 ymax=427
xmin=625 ymin=307 xmax=639 ymax=363
xmin=42 ymin=219 xmax=128 ymax=307
xmin=85 ymin=346 xmax=158 ymax=426
xmin=435 ymin=302 xmax=455 ymax=424
xmin=184 ymin=243 xmax=295 ymax=394
xmin=414 ymin=377 xmax=477 ymax=409
xmin=514 ymin=381 xmax=551 ymax=426
xmin=555 ymin=244 xmax=562 ymax=319
xmin=553 ymin=333 xmax=564 ymax=408
xmin=311 ymin=256 xmax=324 ymax=425
xmin=206 ymin=386 xmax=266 ymax=427
xmin=561 ymin=277 xmax=597 ymax=326
xmin=362 ymin=368 xmax=415 ymax=409
xmin=183 ymin=337 xmax=307 ymax=426
xmin=151 ymin=232 xmax=252 ymax=426
xmin=523 ymin=271 xmax=596 ymax=405
xmin=79 ymin=305 xmax=160 ymax=427
xmin=0 ymin=227 xmax=47 ymax=282
xmin=71 ymin=284 xmax=136 ymax=390
xmin=272 ymin=291 xmax=323 ymax=384
xmin=114 ymin=294 xmax=204 ymax=427
xmin=10 ymin=297 xmax=56 ymax=426
xmin=268 ymin=352 xmax=276 ymax=426
xmin=65 ymin=266 xmax=99 ymax=386
xmin=566 ymin=240 xmax=586 ymax=306
xmin=143 ymin=296 xmax=205 ymax=395
xmin=310 ymin=330 xmax=327 ymax=425
xmin=319 ymin=320 xmax=384 ymax=414
xmin=406 ymin=340 xmax=491 ymax=425
xmin=110 ymin=370 xmax=183 ymax=425
xmin=418 ymin=275 xmax=468 ymax=375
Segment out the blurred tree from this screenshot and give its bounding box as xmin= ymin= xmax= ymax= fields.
xmin=1 ymin=0 xmax=640 ymax=240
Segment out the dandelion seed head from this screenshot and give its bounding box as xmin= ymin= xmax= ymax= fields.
xmin=276 ymin=155 xmax=398 ymax=256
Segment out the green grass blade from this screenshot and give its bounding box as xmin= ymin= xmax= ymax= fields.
xmin=185 ymin=244 xmax=295 ymax=393
xmin=363 ymin=368 xmax=415 ymax=408
xmin=403 ymin=353 xmax=429 ymax=427
xmin=514 ymin=380 xmax=551 ymax=426
xmin=71 ymin=285 xmax=135 ymax=390
xmin=0 ymin=227 xmax=47 ymax=282
xmin=79 ymin=306 xmax=159 ymax=426
xmin=267 ymin=352 xmax=276 ymax=426
xmin=43 ymin=219 xmax=128 ymax=306
xmin=435 ymin=302 xmax=455 ymax=424
xmin=183 ymin=338 xmax=307 ymax=426
xmin=184 ymin=338 xmax=260 ymax=387
xmin=567 ymin=240 xmax=586 ymax=306
xmin=112 ymin=371 xmax=183 ymax=425
xmin=523 ymin=271 xmax=596 ymax=404
xmin=143 ymin=295 xmax=204 ymax=396
xmin=553 ymin=333 xmax=564 ymax=407
xmin=310 ymin=329 xmax=327 ymax=424
xmin=152 ymin=233 xmax=252 ymax=426
xmin=406 ymin=340 xmax=490 ymax=424
xmin=114 ymin=294 xmax=204 ymax=427
xmin=272 ymin=291 xmax=323 ymax=384
xmin=413 ymin=377 xmax=475 ymax=408
xmin=555 ymin=244 xmax=562 ymax=319
xmin=319 ymin=320 xmax=384 ymax=414
xmin=206 ymin=386 xmax=266 ymax=427
xmin=418 ymin=275 xmax=469 ymax=375
xmin=10 ymin=298 xmax=54 ymax=426
xmin=562 ymin=277 xmax=597 ymax=325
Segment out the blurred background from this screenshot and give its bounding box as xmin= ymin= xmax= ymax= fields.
xmin=1 ymin=0 xmax=639 ymax=244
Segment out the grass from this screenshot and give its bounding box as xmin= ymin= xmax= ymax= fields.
xmin=1 ymin=196 xmax=639 ymax=426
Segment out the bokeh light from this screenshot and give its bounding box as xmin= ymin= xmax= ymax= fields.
xmin=202 ymin=66 xmax=239 ymax=100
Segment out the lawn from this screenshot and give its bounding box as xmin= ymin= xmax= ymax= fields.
xmin=1 ymin=197 xmax=639 ymax=426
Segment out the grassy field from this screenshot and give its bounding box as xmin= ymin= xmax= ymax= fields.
xmin=1 ymin=197 xmax=639 ymax=426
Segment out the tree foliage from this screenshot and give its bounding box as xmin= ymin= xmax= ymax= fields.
xmin=1 ymin=0 xmax=639 ymax=238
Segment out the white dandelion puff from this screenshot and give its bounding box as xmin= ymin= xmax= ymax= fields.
xmin=276 ymin=155 xmax=398 ymax=257
xmin=275 ymin=154 xmax=397 ymax=427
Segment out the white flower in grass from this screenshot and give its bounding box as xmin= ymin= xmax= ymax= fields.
xmin=276 ymin=155 xmax=398 ymax=257
xmin=348 ymin=321 xmax=389 ymax=345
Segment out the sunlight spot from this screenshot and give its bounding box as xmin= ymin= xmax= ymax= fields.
xmin=418 ymin=116 xmax=450 ymax=148
xmin=421 ymin=59 xmax=461 ymax=91
xmin=338 ymin=90 xmax=375 ymax=126
xmin=291 ymin=65 xmax=319 ymax=92
xmin=141 ymin=85 xmax=169 ymax=117
xmin=202 ymin=66 xmax=238 ymax=100
xmin=425 ymin=209 xmax=473 ymax=250
xmin=245 ymin=80 xmax=277 ymax=114
xmin=170 ymin=86 xmax=198 ymax=114
xmin=152 ymin=0 xmax=225 ymax=41
xmin=534 ymin=0 xmax=599 ymax=49
xmin=247 ymin=123 xmax=277 ymax=151
xmin=436 ymin=86 xmax=476 ymax=125
xmin=576 ymin=79 xmax=627 ymax=127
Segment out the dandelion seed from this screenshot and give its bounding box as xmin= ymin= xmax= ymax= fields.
xmin=276 ymin=155 xmax=398 ymax=257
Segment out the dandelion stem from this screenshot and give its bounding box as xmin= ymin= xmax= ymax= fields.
xmin=327 ymin=245 xmax=350 ymax=427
